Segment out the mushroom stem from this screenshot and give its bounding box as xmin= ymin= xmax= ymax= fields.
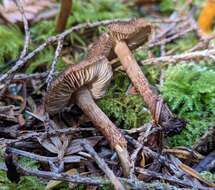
xmin=114 ymin=41 xmax=158 ymax=118
xmin=75 ymin=88 xmax=131 ymax=177
xmin=114 ymin=41 xmax=185 ymax=139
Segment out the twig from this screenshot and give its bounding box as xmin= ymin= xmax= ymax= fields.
xmin=148 ymin=26 xmax=193 ymax=48
xmin=135 ymin=168 xmax=213 ymax=190
xmin=187 ymin=33 xmax=215 ymax=52
xmin=125 ymin=135 xmax=183 ymax=175
xmin=141 ymin=48 xmax=215 ymax=65
xmin=12 ymin=159 xmax=189 ymax=190
xmin=81 ymin=140 xmax=125 ymax=190
xmin=7 ymin=147 xmax=84 ymax=164
xmin=0 ymin=72 xmax=58 ymax=80
xmin=0 ymin=113 xmax=18 ymax=123
xmin=192 ymin=125 xmax=215 ymax=154
xmin=193 ymin=150 xmax=215 ymax=172
xmin=148 ymin=17 xmax=187 ymax=24
xmin=46 ymin=38 xmax=64 ymax=88
xmin=14 ymin=0 xmax=30 ymax=59
xmin=129 ymin=144 xmax=142 ymax=178
xmin=3 ymin=127 xmax=96 ymax=146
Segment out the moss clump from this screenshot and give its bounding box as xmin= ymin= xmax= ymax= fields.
xmin=98 ymin=71 xmax=150 ymax=129
xmin=69 ymin=0 xmax=134 ymax=25
xmin=200 ymin=171 xmax=215 ymax=183
xmin=160 ymin=63 xmax=215 ymax=146
xmin=0 ymin=25 xmax=23 ymax=72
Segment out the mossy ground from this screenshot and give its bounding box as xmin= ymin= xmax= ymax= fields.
xmin=0 ymin=0 xmax=215 ymax=189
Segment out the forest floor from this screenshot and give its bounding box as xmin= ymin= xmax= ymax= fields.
xmin=0 ymin=0 xmax=215 ymax=189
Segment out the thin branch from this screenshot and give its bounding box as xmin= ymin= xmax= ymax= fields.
xmin=12 ymin=159 xmax=188 ymax=190
xmin=81 ymin=140 xmax=125 ymax=190
xmin=3 ymin=128 xmax=96 ymax=146
xmin=0 ymin=72 xmax=58 ymax=81
xmin=141 ymin=48 xmax=215 ymax=65
xmin=135 ymin=168 xmax=213 ymax=190
xmin=46 ymin=38 xmax=64 ymax=88
xmin=129 ymin=144 xmax=142 ymax=178
xmin=14 ymin=0 xmax=30 ymax=59
xmin=148 ymin=26 xmax=193 ymax=48
xmin=7 ymin=147 xmax=84 ymax=163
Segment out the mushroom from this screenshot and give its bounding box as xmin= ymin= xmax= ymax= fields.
xmin=87 ymin=21 xmax=152 ymax=62
xmin=45 ymin=56 xmax=131 ymax=176
xmin=107 ymin=19 xmax=186 ymax=141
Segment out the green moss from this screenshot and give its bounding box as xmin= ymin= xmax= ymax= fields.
xmin=200 ymin=171 xmax=215 ymax=183
xmin=31 ymin=20 xmax=55 ymax=42
xmin=0 ymin=25 xmax=23 ymax=72
xmin=26 ymin=48 xmax=66 ymax=73
xmin=68 ymin=0 xmax=134 ymax=25
xmin=0 ymin=170 xmax=45 ymax=190
xmin=166 ymin=32 xmax=198 ymax=53
xmin=160 ymin=63 xmax=215 ymax=146
xmin=0 ymin=157 xmax=44 ymax=190
xmin=159 ymin=0 xmax=186 ymax=14
xmin=98 ymin=71 xmax=150 ymax=129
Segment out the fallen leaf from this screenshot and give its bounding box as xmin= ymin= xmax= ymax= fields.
xmin=178 ymin=163 xmax=215 ymax=188
xmin=0 ymin=0 xmax=56 ymax=24
xmin=45 ymin=168 xmax=77 ymax=190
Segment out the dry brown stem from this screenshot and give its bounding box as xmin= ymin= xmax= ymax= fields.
xmin=81 ymin=140 xmax=125 ymax=190
xmin=56 ymin=0 xmax=72 ymax=33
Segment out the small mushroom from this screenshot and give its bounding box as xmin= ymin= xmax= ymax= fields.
xmin=107 ymin=19 xmax=186 ymax=139
xmin=87 ymin=20 xmax=151 ymax=62
xmin=45 ymin=56 xmax=131 ymax=176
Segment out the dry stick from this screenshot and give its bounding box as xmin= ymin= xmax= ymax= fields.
xmin=141 ymin=48 xmax=215 ymax=65
xmin=148 ymin=26 xmax=194 ymax=48
xmin=2 ymin=128 xmax=95 ymax=146
xmin=14 ymin=0 xmax=30 ymax=58
xmin=0 ymin=18 xmax=194 ymax=84
xmin=125 ymin=135 xmax=184 ymax=176
xmin=135 ymin=168 xmax=213 ymax=190
xmin=129 ymin=144 xmax=142 ymax=178
xmin=150 ymin=14 xmax=186 ymax=45
xmin=11 ymin=159 xmax=188 ymax=190
xmin=7 ymin=147 xmax=84 ymax=164
xmin=7 ymin=142 xmax=188 ymax=189
xmin=192 ymin=125 xmax=215 ymax=151
xmin=46 ymin=38 xmax=64 ymax=88
xmin=0 ymin=18 xmax=132 ymax=83
xmin=148 ymin=17 xmax=187 ymax=24
xmin=187 ymin=32 xmax=215 ymax=52
xmin=81 ymin=140 xmax=125 ymax=190
xmin=0 ymin=72 xmax=58 ymax=81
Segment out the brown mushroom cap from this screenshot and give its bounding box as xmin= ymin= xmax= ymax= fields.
xmin=87 ymin=33 xmax=113 ymax=59
xmin=86 ymin=19 xmax=152 ymax=63
xmin=107 ymin=18 xmax=152 ymax=49
xmin=45 ymin=56 xmax=112 ymax=115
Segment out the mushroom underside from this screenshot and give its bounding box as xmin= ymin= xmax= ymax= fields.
xmin=45 ymin=57 xmax=113 ymax=115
